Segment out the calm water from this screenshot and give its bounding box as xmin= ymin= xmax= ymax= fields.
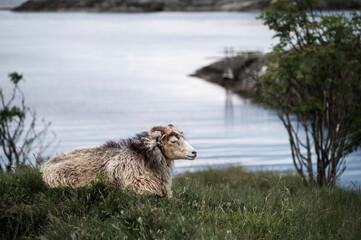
xmin=0 ymin=11 xmax=359 ymax=187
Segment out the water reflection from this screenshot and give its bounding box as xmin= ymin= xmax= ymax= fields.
xmin=224 ymin=88 xmax=234 ymax=125
xmin=223 ymin=47 xmax=235 ymax=125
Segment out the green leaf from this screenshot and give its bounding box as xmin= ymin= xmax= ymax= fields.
xmin=8 ymin=72 xmax=23 ymax=85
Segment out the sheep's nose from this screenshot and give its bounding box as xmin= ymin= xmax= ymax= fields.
xmin=192 ymin=151 xmax=197 ymax=156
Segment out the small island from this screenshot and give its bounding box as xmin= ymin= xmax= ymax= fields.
xmin=191 ymin=52 xmax=272 ymax=97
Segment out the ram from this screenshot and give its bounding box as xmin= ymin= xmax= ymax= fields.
xmin=42 ymin=124 xmax=197 ymax=198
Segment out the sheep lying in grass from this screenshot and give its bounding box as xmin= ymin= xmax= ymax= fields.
xmin=42 ymin=124 xmax=197 ymax=198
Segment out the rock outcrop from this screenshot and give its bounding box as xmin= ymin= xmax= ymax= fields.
xmin=191 ymin=53 xmax=273 ymax=97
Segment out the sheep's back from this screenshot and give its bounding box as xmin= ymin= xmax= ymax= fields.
xmin=42 ymin=147 xmax=105 ymax=187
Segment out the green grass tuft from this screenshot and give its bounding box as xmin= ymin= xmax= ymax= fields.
xmin=1 ymin=166 xmax=360 ymax=239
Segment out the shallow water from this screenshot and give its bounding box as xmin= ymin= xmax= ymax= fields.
xmin=0 ymin=11 xmax=359 ymax=188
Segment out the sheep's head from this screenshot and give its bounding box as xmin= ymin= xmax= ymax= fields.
xmin=149 ymin=124 xmax=197 ymax=162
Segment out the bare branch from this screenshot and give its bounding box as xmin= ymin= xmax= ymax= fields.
xmin=0 ymin=73 xmax=56 ymax=172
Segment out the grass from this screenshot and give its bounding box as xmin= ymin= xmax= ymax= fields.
xmin=1 ymin=166 xmax=361 ymax=239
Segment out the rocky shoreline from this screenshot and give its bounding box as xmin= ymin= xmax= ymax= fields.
xmin=12 ymin=0 xmax=269 ymax=12
xmin=190 ymin=52 xmax=272 ymax=97
xmin=12 ymin=0 xmax=361 ymax=12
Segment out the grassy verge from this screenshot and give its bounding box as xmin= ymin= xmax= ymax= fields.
xmin=1 ymin=166 xmax=360 ymax=239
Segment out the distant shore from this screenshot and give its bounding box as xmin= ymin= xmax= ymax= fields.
xmin=12 ymin=0 xmax=361 ymax=12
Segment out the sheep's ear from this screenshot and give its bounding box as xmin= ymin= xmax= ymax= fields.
xmin=161 ymin=134 xmax=168 ymax=143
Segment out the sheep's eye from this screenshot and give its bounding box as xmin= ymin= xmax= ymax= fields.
xmin=171 ymin=141 xmax=179 ymax=145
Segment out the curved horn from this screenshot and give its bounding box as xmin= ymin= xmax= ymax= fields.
xmin=149 ymin=126 xmax=171 ymax=136
xmin=168 ymin=124 xmax=176 ymax=131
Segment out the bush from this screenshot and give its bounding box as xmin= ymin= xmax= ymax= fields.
xmin=256 ymin=0 xmax=361 ymax=186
